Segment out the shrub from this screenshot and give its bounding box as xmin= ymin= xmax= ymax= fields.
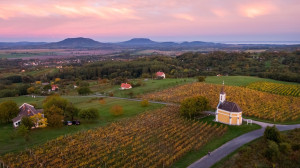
xmin=279 ymin=142 xmax=292 ymax=154
xmin=110 ymin=105 xmax=123 ymax=116
xmin=109 ymin=92 xmax=114 ymax=97
xmin=197 ymin=76 xmax=206 ymax=82
xmin=77 ymin=87 xmax=92 ymax=95
xmin=180 ymin=96 xmax=210 ymax=119
xmin=265 ymin=140 xmax=279 ymax=161
xmin=141 ymin=99 xmax=149 ymax=107
xmin=21 ymin=116 xmax=34 ymax=130
xmin=17 ymin=125 xmax=30 ymax=141
xmin=79 ymin=108 xmax=99 ymax=120
xmin=264 ymin=126 xmax=282 ymax=143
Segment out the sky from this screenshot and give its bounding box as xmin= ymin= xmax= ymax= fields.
xmin=0 ymin=0 xmax=299 ymax=42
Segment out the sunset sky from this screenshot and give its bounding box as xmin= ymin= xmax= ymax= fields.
xmin=0 ymin=0 xmax=299 ymax=42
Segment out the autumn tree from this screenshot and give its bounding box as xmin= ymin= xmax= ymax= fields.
xmin=0 ymin=100 xmax=19 ymax=123
xmin=43 ymin=94 xmax=68 ymax=111
xmin=180 ymin=96 xmax=210 ymax=119
xmin=44 ymin=105 xmax=64 ymax=127
xmin=30 ymin=113 xmax=48 ymax=128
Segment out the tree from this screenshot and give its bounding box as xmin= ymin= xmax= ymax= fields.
xmin=43 ymin=94 xmax=68 ymax=111
xmin=79 ymin=108 xmax=99 ymax=120
xmin=0 ymin=100 xmax=19 ymax=123
xmin=180 ymin=96 xmax=210 ymax=119
xmin=264 ymin=126 xmax=282 ymax=143
xmin=30 ymin=113 xmax=47 ymax=128
xmin=44 ymin=105 xmax=64 ymax=127
xmin=27 ymin=87 xmax=35 ymax=94
xmin=77 ymin=87 xmax=92 ymax=95
xmin=110 ymin=105 xmax=123 ymax=116
xmin=21 ymin=116 xmax=34 ymax=130
xmin=17 ymin=125 xmax=31 ymax=141
xmin=64 ymin=103 xmax=79 ymax=121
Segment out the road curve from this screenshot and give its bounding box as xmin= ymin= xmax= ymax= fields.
xmin=187 ymin=120 xmax=300 ymax=168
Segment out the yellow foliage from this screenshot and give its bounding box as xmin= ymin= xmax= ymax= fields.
xmin=1 ymin=106 xmax=227 ymax=167
xmin=30 ymin=113 xmax=47 ymax=128
xmin=143 ymin=83 xmax=300 ymax=122
xmin=55 ymin=78 xmax=61 ymax=83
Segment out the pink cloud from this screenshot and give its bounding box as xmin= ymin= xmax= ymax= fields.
xmin=0 ymin=0 xmax=299 ymax=40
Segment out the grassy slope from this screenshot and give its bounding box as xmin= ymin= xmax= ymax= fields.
xmin=212 ymin=129 xmax=300 ymax=168
xmin=205 ymin=76 xmax=298 ymax=86
xmin=172 ymin=116 xmax=261 ymax=168
xmin=90 ymin=78 xmax=196 ymax=98
xmin=0 ymin=96 xmax=164 ymax=155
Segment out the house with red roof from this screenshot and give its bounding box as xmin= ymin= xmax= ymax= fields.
xmin=156 ymin=71 xmax=166 ymax=79
xmin=51 ymin=85 xmax=59 ymax=91
xmin=120 ymin=83 xmax=132 ymax=90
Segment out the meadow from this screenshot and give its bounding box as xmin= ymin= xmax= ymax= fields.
xmin=1 ymin=106 xmax=227 ymax=168
xmin=142 ymin=83 xmax=300 ymax=122
xmin=88 ymin=78 xmax=196 ymax=98
xmin=0 ymin=96 xmax=164 ymax=155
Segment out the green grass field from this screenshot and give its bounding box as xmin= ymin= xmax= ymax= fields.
xmin=0 ymin=96 xmax=164 ymax=155
xmin=205 ymin=76 xmax=298 ymax=86
xmin=91 ymin=78 xmax=196 ymax=98
xmin=172 ymin=115 xmax=261 ymax=168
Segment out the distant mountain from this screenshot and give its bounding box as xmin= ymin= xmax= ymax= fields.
xmin=0 ymin=37 xmax=297 ymax=51
xmin=44 ymin=37 xmax=103 ymax=48
xmin=120 ymin=38 xmax=158 ymax=45
xmin=180 ymin=41 xmax=216 ymax=46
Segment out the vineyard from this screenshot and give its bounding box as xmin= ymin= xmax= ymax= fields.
xmin=0 ymin=106 xmax=227 ymax=168
xmin=246 ymin=82 xmax=300 ymax=97
xmin=142 ymin=83 xmax=300 ymax=122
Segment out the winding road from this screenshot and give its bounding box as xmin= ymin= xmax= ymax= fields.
xmin=187 ymin=119 xmax=300 ymax=168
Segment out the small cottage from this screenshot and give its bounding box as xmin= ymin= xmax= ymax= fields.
xmin=12 ymin=103 xmax=44 ymax=128
xmin=120 ymin=83 xmax=132 ymax=90
xmin=51 ymin=85 xmax=59 ymax=91
xmin=215 ymin=82 xmax=242 ymax=125
xmin=156 ymin=71 xmax=166 ymax=79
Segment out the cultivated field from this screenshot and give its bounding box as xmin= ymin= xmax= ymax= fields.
xmin=0 ymin=96 xmax=163 ymax=155
xmin=143 ymin=83 xmax=300 ymax=122
xmin=0 ymin=106 xmax=227 ymax=168
xmin=246 ymin=82 xmax=300 ymax=97
xmin=205 ymin=76 xmax=297 ymax=86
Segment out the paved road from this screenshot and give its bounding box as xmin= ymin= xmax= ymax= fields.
xmin=188 ymin=120 xmax=300 ymax=168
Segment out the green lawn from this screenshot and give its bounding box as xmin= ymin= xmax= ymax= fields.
xmin=205 ymin=76 xmax=298 ymax=86
xmin=172 ymin=115 xmax=261 ymax=168
xmin=0 ymin=96 xmax=164 ymax=155
xmin=92 ymin=78 xmax=196 ymax=98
